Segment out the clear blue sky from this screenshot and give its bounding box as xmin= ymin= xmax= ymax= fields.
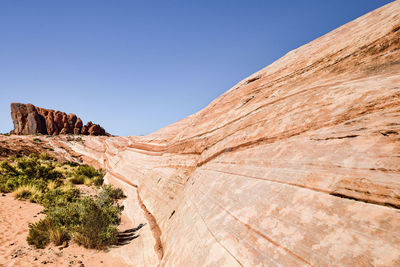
xmin=0 ymin=0 xmax=393 ymax=136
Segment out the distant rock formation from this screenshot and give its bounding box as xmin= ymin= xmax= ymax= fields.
xmin=10 ymin=103 xmax=109 ymax=136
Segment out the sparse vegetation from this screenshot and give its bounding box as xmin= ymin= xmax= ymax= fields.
xmin=27 ymin=187 xmax=123 ymax=249
xmin=13 ymin=184 xmax=41 ymax=202
xmin=100 ymin=184 xmax=126 ymax=200
xmin=0 ymin=153 xmax=124 ymax=250
xmin=39 ymin=152 xmax=53 ymax=161
xmin=0 ymin=154 xmax=62 ymax=193
xmin=33 ymin=138 xmax=42 ymax=142
xmin=66 ymin=136 xmax=85 ymax=143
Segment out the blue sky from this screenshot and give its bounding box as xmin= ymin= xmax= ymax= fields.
xmin=0 ymin=0 xmax=393 ymax=136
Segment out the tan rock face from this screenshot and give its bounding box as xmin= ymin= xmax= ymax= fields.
xmin=10 ymin=103 xmax=109 ymax=136
xmin=29 ymin=2 xmax=400 ymax=266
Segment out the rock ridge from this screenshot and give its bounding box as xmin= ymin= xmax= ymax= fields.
xmin=10 ymin=103 xmax=109 ymax=136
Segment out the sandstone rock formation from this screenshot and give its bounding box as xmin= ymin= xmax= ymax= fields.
xmin=5 ymin=2 xmax=400 ymax=266
xmin=56 ymin=2 xmax=400 ymax=266
xmin=10 ymin=103 xmax=109 ymax=136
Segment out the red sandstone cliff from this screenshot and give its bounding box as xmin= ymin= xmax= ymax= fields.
xmin=10 ymin=103 xmax=109 ymax=136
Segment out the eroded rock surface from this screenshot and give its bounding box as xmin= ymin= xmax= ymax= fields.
xmin=61 ymin=2 xmax=400 ymax=266
xmin=10 ymin=103 xmax=109 ymax=136
xmin=6 ymin=2 xmax=400 ymax=266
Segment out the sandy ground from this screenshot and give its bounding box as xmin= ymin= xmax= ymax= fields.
xmin=0 ymin=193 xmax=133 ymax=267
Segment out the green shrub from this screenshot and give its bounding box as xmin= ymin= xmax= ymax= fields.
xmin=13 ymin=184 xmax=42 ymax=202
xmin=33 ymin=138 xmax=42 ymax=142
xmin=100 ymin=184 xmax=126 ymax=201
xmin=28 ymin=217 xmax=71 ymax=248
xmin=92 ymin=176 xmax=104 ymax=187
xmin=68 ymin=175 xmax=85 ymax=184
xmin=27 ymin=218 xmax=51 ymax=249
xmin=40 ymin=187 xmax=80 ymax=209
xmin=49 ymin=226 xmax=69 ymax=246
xmin=0 ymin=156 xmax=62 ymax=192
xmin=83 ymin=176 xmax=93 ymax=186
xmin=63 ymin=161 xmax=80 ymax=167
xmin=29 ymin=195 xmax=123 ymax=249
xmin=74 ymin=165 xmax=102 ymax=178
xmin=70 ymin=165 xmax=104 ymax=186
xmin=39 ymin=153 xmax=53 ymax=161
xmin=47 ymin=180 xmax=59 ymax=190
xmin=71 ymin=197 xmax=121 ymax=249
xmin=0 ymin=160 xmax=18 ymax=176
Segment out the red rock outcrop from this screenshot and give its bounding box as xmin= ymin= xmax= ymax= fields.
xmin=10 ymin=103 xmax=109 ymax=136
xmin=6 ymin=2 xmax=400 ymax=266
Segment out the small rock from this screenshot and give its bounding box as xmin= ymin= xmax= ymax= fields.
xmin=1 ymin=193 xmax=6 ymax=196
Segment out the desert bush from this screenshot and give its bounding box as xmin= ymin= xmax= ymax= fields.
xmin=70 ymin=164 xmax=104 ymax=186
xmin=92 ymin=176 xmax=104 ymax=186
xmin=68 ymin=175 xmax=85 ymax=184
xmin=63 ymin=161 xmax=80 ymax=167
xmin=28 ymin=195 xmax=122 ymax=249
xmin=100 ymin=184 xmax=126 ymax=201
xmin=27 ymin=218 xmax=51 ymax=249
xmin=74 ymin=164 xmax=102 ymax=178
xmin=65 ymin=136 xmax=84 ymax=143
xmin=47 ymin=180 xmax=59 ymax=190
xmin=13 ymin=184 xmax=42 ymax=202
xmin=33 ymin=138 xmax=42 ymax=142
xmin=84 ymin=176 xmax=93 ymax=186
xmin=49 ymin=227 xmax=69 ymax=246
xmin=0 ymin=155 xmax=63 ymax=193
xmin=39 ymin=153 xmax=53 ymax=161
xmin=71 ymin=197 xmax=122 ymax=249
xmin=40 ymin=187 xmax=81 ymax=209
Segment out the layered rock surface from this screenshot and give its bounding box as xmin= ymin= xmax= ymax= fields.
xmin=10 ymin=103 xmax=109 ymax=136
xmin=9 ymin=2 xmax=400 ymax=266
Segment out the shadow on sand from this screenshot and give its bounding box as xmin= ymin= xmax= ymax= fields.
xmin=115 ymin=223 xmax=146 ymax=246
